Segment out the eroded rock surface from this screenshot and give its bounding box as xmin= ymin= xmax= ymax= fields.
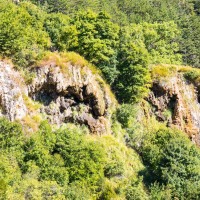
xmin=148 ymin=74 xmax=200 ymax=144
xmin=0 ymin=60 xmax=114 ymax=134
xmin=0 ymin=61 xmax=27 ymax=121
xmin=28 ymin=63 xmax=114 ymax=134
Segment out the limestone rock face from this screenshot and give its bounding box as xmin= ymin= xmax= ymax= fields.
xmin=28 ymin=63 xmax=114 ymax=134
xmin=0 ymin=60 xmax=114 ymax=134
xmin=148 ymin=74 xmax=200 ymax=144
xmin=0 ymin=61 xmax=27 ymax=121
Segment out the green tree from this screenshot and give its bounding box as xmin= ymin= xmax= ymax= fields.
xmin=55 ymin=127 xmax=105 ymax=187
xmin=142 ymin=21 xmax=182 ymax=64
xmin=0 ymin=0 xmax=50 ymax=66
xmin=0 ymin=118 xmax=23 ymax=154
xmin=179 ymin=15 xmax=200 ymax=67
xmin=22 ymin=122 xmax=69 ymax=186
xmin=44 ymin=13 xmax=78 ymax=51
xmin=71 ymin=10 xmax=120 ymax=84
xmin=115 ymin=26 xmax=150 ymax=103
xmin=141 ymin=128 xmax=200 ymax=199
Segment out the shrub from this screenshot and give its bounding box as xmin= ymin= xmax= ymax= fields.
xmin=141 ymin=127 xmax=200 ymax=199
xmin=55 ymin=127 xmax=105 ymax=187
xmin=0 ymin=118 xmax=23 ymax=152
xmin=125 ymin=177 xmax=149 ymax=200
xmin=184 ymin=69 xmax=200 ymax=84
xmin=0 ymin=1 xmax=50 ymax=67
xmin=151 ymin=65 xmax=177 ymax=81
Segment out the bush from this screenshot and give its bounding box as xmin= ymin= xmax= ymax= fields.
xmin=184 ymin=69 xmax=200 ymax=84
xmin=125 ymin=177 xmax=149 ymax=200
xmin=44 ymin=13 xmax=78 ymax=51
xmin=65 ymin=182 xmax=92 ymax=200
xmin=116 ymin=30 xmax=151 ymax=103
xmin=116 ymin=104 xmax=137 ymax=128
xmin=0 ymin=118 xmax=23 ymax=153
xmin=0 ymin=0 xmax=50 ymax=66
xmin=55 ymin=127 xmax=105 ymax=187
xmin=141 ymin=127 xmax=200 ymax=199
xmin=71 ymin=10 xmax=120 ymax=84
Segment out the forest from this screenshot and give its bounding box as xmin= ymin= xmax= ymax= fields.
xmin=0 ymin=0 xmax=200 ymax=199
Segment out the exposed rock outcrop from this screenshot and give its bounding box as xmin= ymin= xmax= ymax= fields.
xmin=148 ymin=72 xmax=200 ymax=145
xmin=28 ymin=63 xmax=114 ymax=134
xmin=0 ymin=60 xmax=115 ymax=134
xmin=0 ymin=61 xmax=27 ymax=121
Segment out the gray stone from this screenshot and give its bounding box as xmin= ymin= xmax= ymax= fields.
xmin=0 ymin=61 xmax=27 ymax=121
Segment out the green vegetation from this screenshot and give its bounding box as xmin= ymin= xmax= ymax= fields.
xmin=184 ymin=69 xmax=200 ymax=85
xmin=1 ymin=0 xmax=198 ymax=103
xmin=0 ymin=1 xmax=50 ymax=66
xmin=29 ymin=0 xmax=200 ymax=68
xmin=151 ymin=65 xmax=178 ymax=81
xmin=140 ymin=127 xmax=200 ymax=199
xmin=1 ymin=111 xmax=200 ymax=199
xmin=0 ymin=0 xmax=200 ymax=199
xmin=0 ymin=119 xmax=148 ymax=199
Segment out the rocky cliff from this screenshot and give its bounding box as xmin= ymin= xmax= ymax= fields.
xmin=0 ymin=56 xmax=115 ymax=134
xmin=1 ymin=59 xmax=200 ymax=143
xmin=147 ymin=65 xmax=200 ymax=145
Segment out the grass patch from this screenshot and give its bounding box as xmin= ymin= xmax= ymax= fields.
xmin=20 ymin=68 xmax=36 ymax=85
xmin=183 ymin=69 xmax=200 ymax=85
xmin=21 ymin=114 xmax=43 ymax=134
xmin=23 ymin=94 xmax=41 ymax=112
xmin=151 ymin=64 xmax=200 ymax=86
xmin=151 ymin=64 xmax=177 ymax=80
xmin=36 ymin=51 xmax=102 ymax=76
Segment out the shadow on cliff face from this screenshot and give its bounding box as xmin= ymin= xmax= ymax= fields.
xmin=27 ymin=64 xmax=113 ymax=134
xmin=148 ymin=75 xmax=200 ymax=145
xmin=31 ymin=82 xmax=101 ymax=120
xmin=148 ymin=82 xmax=176 ymax=123
xmin=33 ymin=83 xmax=58 ymax=106
xmin=0 ymin=59 xmax=114 ymax=134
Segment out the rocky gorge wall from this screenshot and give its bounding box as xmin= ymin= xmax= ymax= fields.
xmin=0 ymin=59 xmax=115 ymax=134
xmin=1 ymin=59 xmax=200 ymax=145
xmin=147 ymin=66 xmax=200 ymax=145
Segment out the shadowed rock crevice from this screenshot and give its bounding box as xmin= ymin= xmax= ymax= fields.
xmin=148 ymin=75 xmax=200 ymax=145
xmin=0 ymin=60 xmax=115 ymax=134
xmin=28 ymin=63 xmax=114 ymax=134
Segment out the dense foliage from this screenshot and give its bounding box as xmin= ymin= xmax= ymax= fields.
xmin=0 ymin=1 xmax=50 ymax=66
xmin=1 ymin=116 xmax=200 ymax=199
xmin=1 ymin=0 xmax=198 ymax=103
xmin=0 ymin=0 xmax=200 ymax=199
xmin=29 ymin=0 xmax=200 ymax=68
xmin=0 ymin=118 xmax=148 ymax=199
xmin=140 ymin=127 xmax=200 ymax=199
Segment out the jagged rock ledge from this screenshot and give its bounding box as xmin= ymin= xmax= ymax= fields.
xmin=0 ymin=60 xmax=116 ymax=134
xmin=0 ymin=61 xmax=27 ymax=121
xmin=147 ymin=66 xmax=200 ymax=145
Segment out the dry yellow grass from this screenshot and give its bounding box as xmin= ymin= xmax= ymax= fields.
xmin=37 ymin=51 xmax=101 ymax=75
xmin=151 ymin=64 xmax=200 ymax=81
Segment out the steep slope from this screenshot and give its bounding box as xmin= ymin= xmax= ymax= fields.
xmin=0 ymin=61 xmax=27 ymax=121
xmin=0 ymin=53 xmax=116 ymax=134
xmin=0 ymin=54 xmax=149 ymax=199
xmin=148 ymin=65 xmax=200 ymax=145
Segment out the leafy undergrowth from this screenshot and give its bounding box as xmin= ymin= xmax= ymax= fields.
xmin=0 ymin=118 xmax=147 ymax=199
xmin=1 ymin=96 xmax=200 ymax=199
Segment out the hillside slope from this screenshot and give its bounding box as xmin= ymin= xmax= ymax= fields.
xmin=1 ymin=57 xmax=200 ymax=199
xmin=147 ymin=65 xmax=200 ymax=145
xmin=1 ymin=0 xmax=200 ymax=199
